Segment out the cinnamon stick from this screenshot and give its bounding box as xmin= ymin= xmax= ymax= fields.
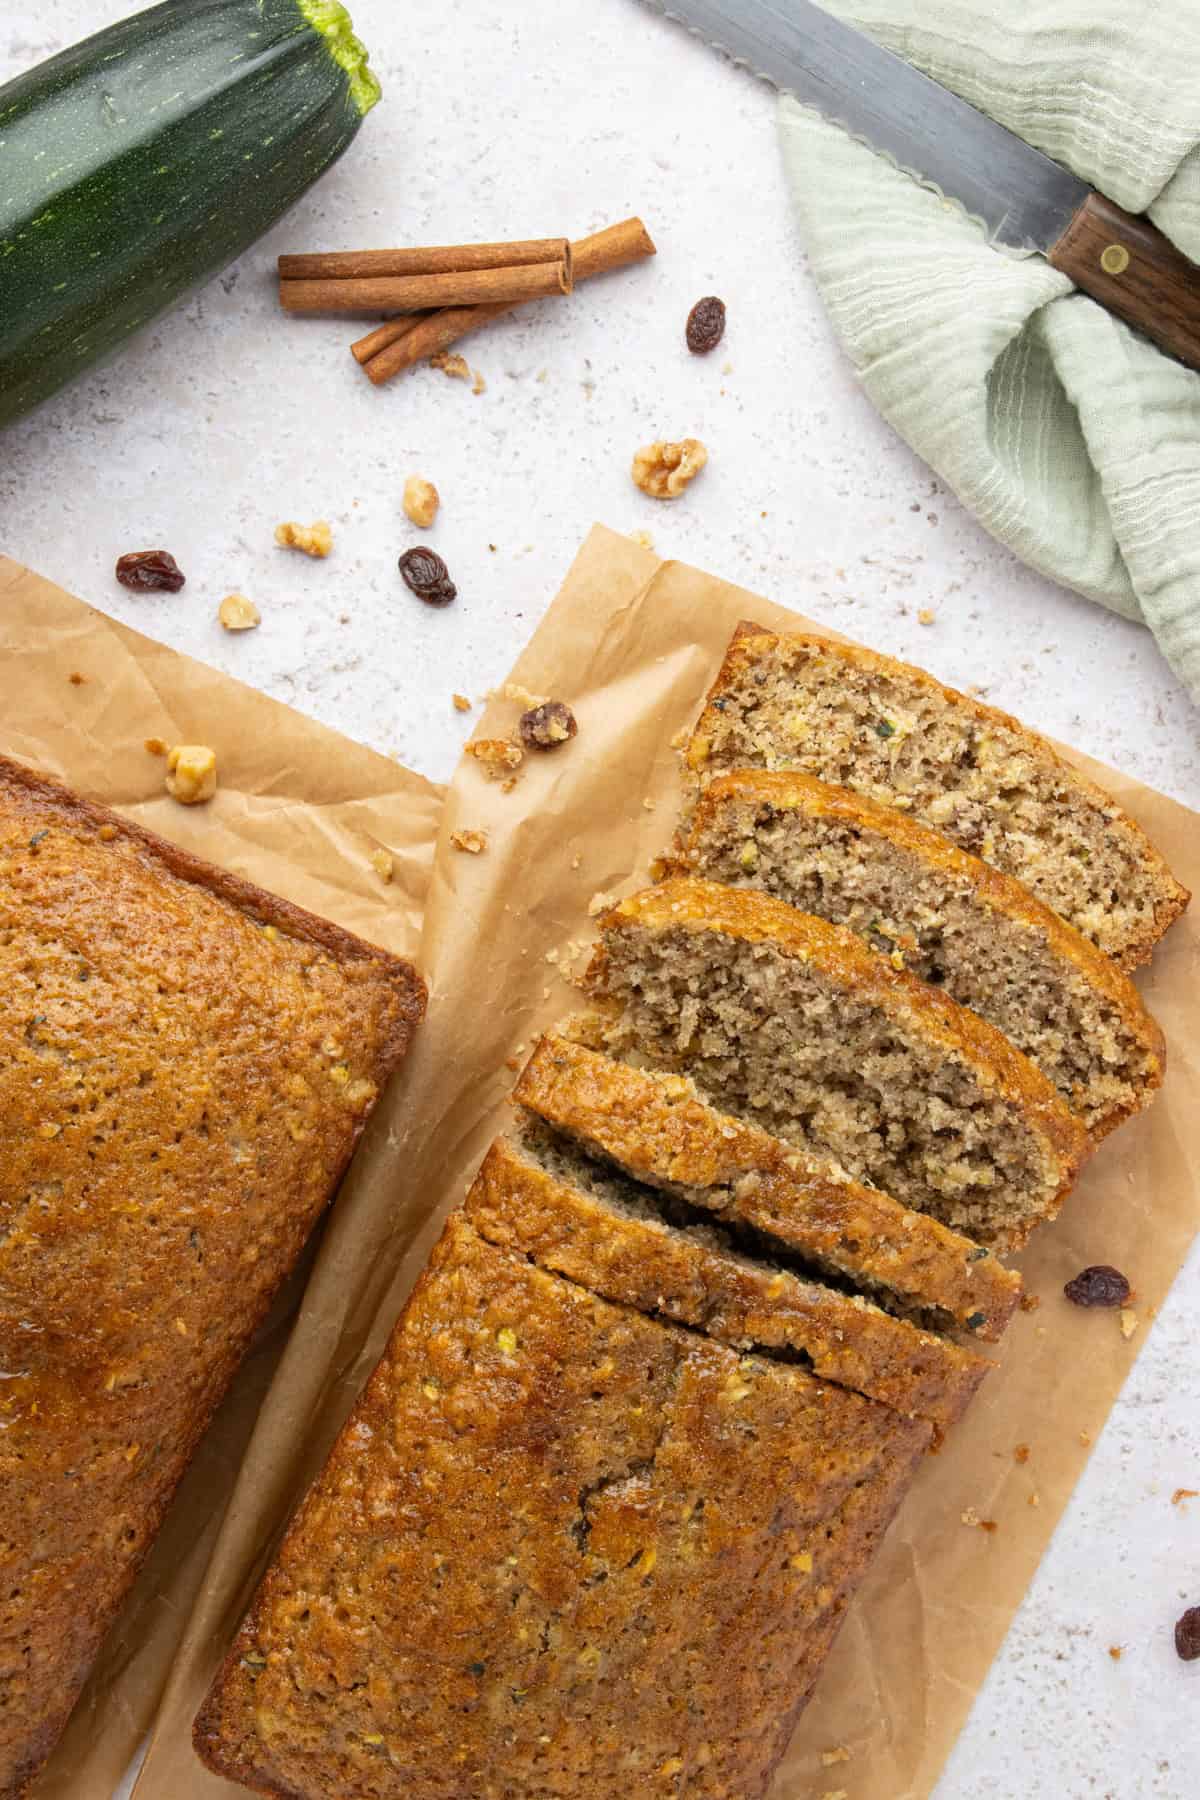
xmin=280 ymin=257 xmax=572 ymax=316
xmin=355 ymin=217 xmax=657 ymax=387
xmin=279 ymin=238 xmax=570 ymax=282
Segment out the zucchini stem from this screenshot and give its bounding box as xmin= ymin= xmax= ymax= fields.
xmin=296 ymin=0 xmax=381 ymax=115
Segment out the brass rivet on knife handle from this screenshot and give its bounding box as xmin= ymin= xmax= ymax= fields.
xmin=1047 ymin=191 xmax=1200 ymax=372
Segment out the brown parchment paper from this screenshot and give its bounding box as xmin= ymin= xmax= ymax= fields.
xmin=0 ymin=556 xmax=443 ymax=1799
xmin=14 ymin=529 xmax=1199 ymax=1800
xmin=132 ymin=524 xmax=1200 ymax=1800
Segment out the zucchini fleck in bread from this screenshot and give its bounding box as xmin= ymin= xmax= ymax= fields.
xmin=685 ymin=629 xmax=1189 ymax=969
xmin=585 ymin=880 xmax=1089 ymax=1248
xmin=515 ymin=1033 xmax=1021 ymax=1339
xmin=0 ymin=755 xmax=425 ymax=1799
xmin=195 ymin=1212 xmax=931 ymax=1800
xmin=472 ymin=1127 xmax=991 ymax=1427
xmin=674 ymin=770 xmax=1165 ymax=1139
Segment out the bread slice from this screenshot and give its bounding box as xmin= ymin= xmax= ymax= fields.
xmin=685 ymin=628 xmax=1189 ymax=969
xmin=674 ymin=770 xmax=1165 ymax=1140
xmin=0 ymin=754 xmax=425 ymax=1798
xmin=585 ymin=879 xmax=1089 ymax=1249
xmin=195 ymin=1211 xmax=931 ymax=1800
xmin=472 ymin=1126 xmax=990 ymax=1427
xmin=514 ymin=1033 xmax=1021 ymax=1340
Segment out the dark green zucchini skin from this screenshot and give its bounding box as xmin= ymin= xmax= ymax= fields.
xmin=0 ymin=0 xmax=379 ymax=430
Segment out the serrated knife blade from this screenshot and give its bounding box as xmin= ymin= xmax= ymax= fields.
xmin=648 ymin=0 xmax=1200 ymax=369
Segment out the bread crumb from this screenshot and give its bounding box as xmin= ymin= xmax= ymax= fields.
xmin=588 ymin=890 xmax=618 ymax=918
xmin=500 ymin=776 xmax=519 ymax=795
xmin=499 ymin=681 xmax=547 ymax=709
xmin=1171 ymin=1488 xmax=1198 ymax=1507
xmin=1108 ymin=1646 xmax=1122 ymax=1661
xmin=1028 ymin=1491 xmax=1040 ymax=1506
xmin=452 ymin=693 xmax=472 ymax=712
xmin=820 ymin=1790 xmax=849 ymax=1800
xmin=571 ymin=855 xmax=582 ymax=870
xmin=369 ymin=849 xmax=394 ymax=883
xmin=917 ymin=608 xmax=936 ymax=625
xmin=1014 ymin=1444 xmax=1030 ymax=1464
xmin=68 ymin=671 xmax=86 ymax=685
xmin=1019 ymin=1293 xmax=1041 ymax=1313
xmin=431 ymin=351 xmax=471 ymax=381
xmin=670 ymin=726 xmax=689 ymax=751
xmin=467 ymin=738 xmax=523 ymax=780
xmin=1119 ymin=1308 xmax=1139 ymax=1339
xmin=821 ymin=1746 xmax=851 ymax=1766
xmin=643 ymin=798 xmax=656 ymax=812
xmin=275 ymin=520 xmax=332 ymax=558
xmin=450 ymin=829 xmax=488 ymax=856
xmin=165 ymin=744 xmax=217 ymax=806
xmin=629 ymin=529 xmax=656 ymax=552
xmin=961 ymin=1508 xmax=980 ymax=1527
xmin=505 ymin=1054 xmax=521 ymax=1072
xmin=144 ymin=737 xmax=169 ymax=757
xmin=722 ymin=360 xmax=733 ymax=375
xmin=545 ymin=948 xmax=559 ymax=965
xmin=403 ymin=476 xmax=440 ymax=529
xmin=472 ymin=369 xmax=487 ymax=396
xmin=218 ymin=592 xmax=260 ymax=632
xmin=979 ymin=1518 xmax=999 ymax=1533
xmin=1080 ymin=1431 xmax=1093 ymax=1447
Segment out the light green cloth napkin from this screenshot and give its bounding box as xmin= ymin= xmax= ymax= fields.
xmin=778 ymin=1 xmax=1200 ymax=703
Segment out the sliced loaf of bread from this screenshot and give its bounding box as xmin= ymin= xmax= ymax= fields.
xmin=514 ymin=1033 xmax=1021 ymax=1339
xmin=471 ymin=1128 xmax=992 ymax=1428
xmin=674 ymin=770 xmax=1165 ymax=1139
xmin=685 ymin=629 xmax=1189 ymax=969
xmin=584 ymin=880 xmax=1089 ymax=1248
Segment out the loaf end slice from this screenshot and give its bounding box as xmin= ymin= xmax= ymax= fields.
xmin=585 ymin=879 xmax=1089 ymax=1249
xmin=195 ymin=1212 xmax=930 ymax=1800
xmin=0 ymin=755 xmax=425 ymax=1797
xmin=674 ymin=769 xmax=1166 ymax=1140
xmin=473 ymin=1127 xmax=990 ymax=1427
xmin=515 ymin=1033 xmax=1021 ymax=1339
xmin=685 ymin=630 xmax=1189 ymax=969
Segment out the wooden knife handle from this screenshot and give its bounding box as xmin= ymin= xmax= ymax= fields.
xmin=1047 ymin=193 xmax=1200 ymax=371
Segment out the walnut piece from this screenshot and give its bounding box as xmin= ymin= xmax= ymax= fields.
xmin=451 ymin=829 xmax=488 ymax=855
xmin=165 ymin=744 xmax=217 ymax=806
xmin=519 ymin=701 xmax=577 ymax=750
xmin=467 ymin=738 xmax=524 ymax=781
xmin=632 ymin=437 xmax=708 ymax=500
xmin=219 ymin=592 xmax=261 ymax=632
xmin=275 ymin=520 xmax=333 ymax=558
xmin=403 ymin=476 xmax=440 ymax=529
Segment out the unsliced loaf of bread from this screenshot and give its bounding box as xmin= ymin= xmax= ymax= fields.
xmin=675 ymin=770 xmax=1165 ymax=1139
xmin=515 ymin=1033 xmax=1021 ymax=1339
xmin=685 ymin=629 xmax=1189 ymax=969
xmin=585 ymin=880 xmax=1089 ymax=1248
xmin=474 ymin=1126 xmax=991 ymax=1425
xmin=0 ymin=755 xmax=425 ymax=1798
xmin=195 ymin=1211 xmax=930 ymax=1800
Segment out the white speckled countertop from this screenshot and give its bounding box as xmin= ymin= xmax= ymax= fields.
xmin=3 ymin=4 xmax=1199 ymax=1796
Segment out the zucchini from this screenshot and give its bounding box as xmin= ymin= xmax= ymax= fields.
xmin=0 ymin=0 xmax=379 ymax=431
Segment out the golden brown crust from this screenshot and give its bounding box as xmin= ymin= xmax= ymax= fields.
xmin=0 ymin=755 xmax=425 ymax=1795
xmin=686 ymin=629 xmax=1190 ymax=969
xmin=470 ymin=1135 xmax=990 ymax=1426
xmin=194 ymin=1214 xmax=930 ymax=1800
xmin=677 ymin=769 xmax=1166 ymax=1141
xmin=594 ymin=878 xmax=1089 ymax=1205
xmin=515 ymin=1034 xmax=1021 ymax=1340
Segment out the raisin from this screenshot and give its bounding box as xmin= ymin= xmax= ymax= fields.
xmin=399 ymin=546 xmax=456 ymax=606
xmin=1063 ymin=1265 xmax=1131 ymax=1308
xmin=1176 ymin=1606 xmax=1200 ymax=1661
xmin=686 ymin=295 xmax=726 ymax=355
xmin=519 ymin=701 xmax=577 ymax=750
xmin=115 ymin=550 xmax=186 ymax=593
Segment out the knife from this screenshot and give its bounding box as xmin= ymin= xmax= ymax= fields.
xmin=650 ymin=0 xmax=1200 ymax=371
